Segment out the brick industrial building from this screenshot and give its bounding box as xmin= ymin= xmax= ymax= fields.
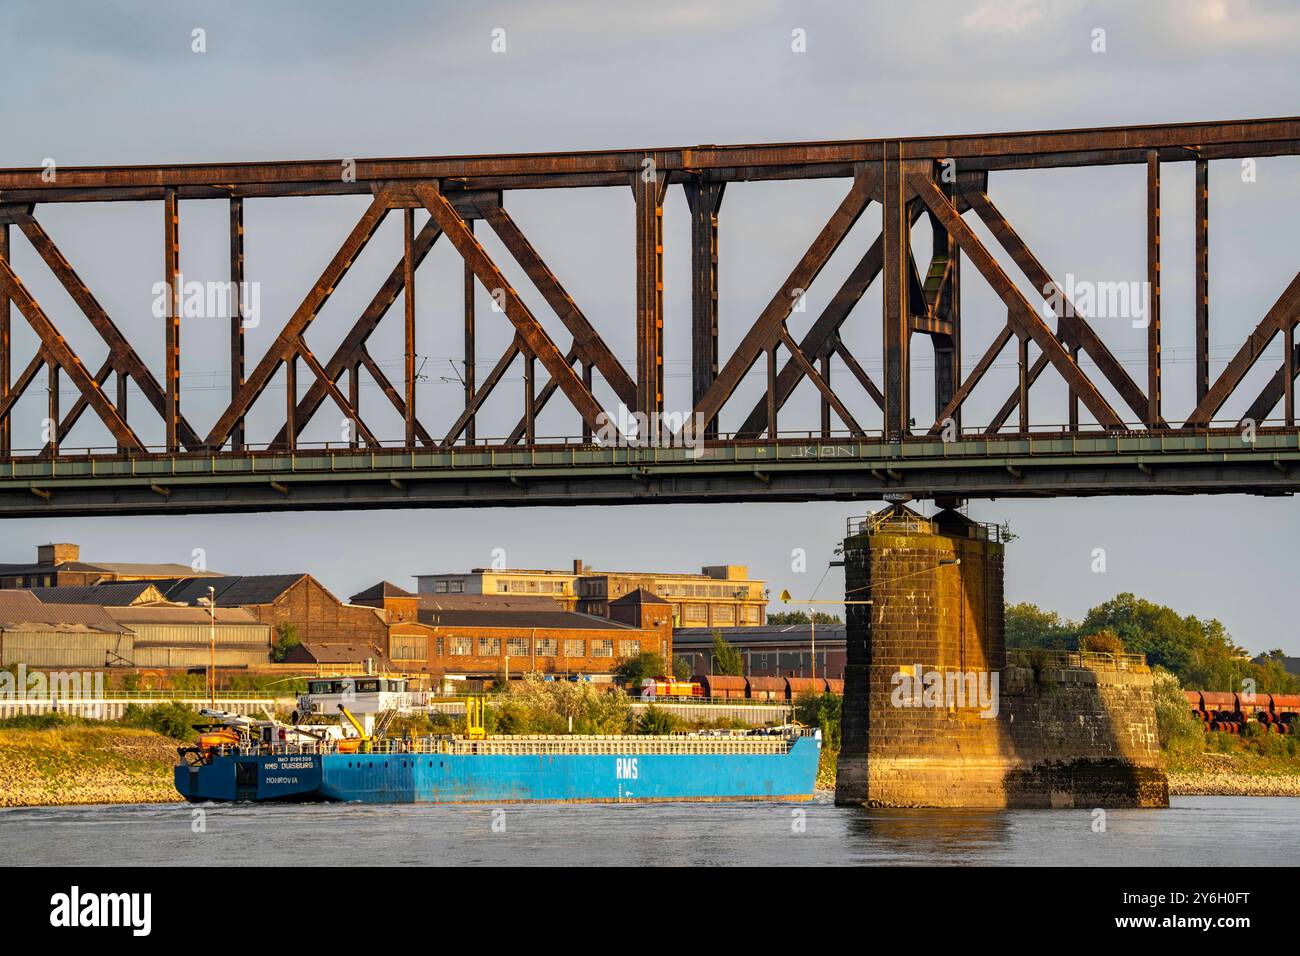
xmin=673 ymin=624 xmax=846 ymax=679
xmin=416 ymin=559 xmax=767 ymax=628
xmin=0 ymin=543 xmax=221 ymax=590
xmin=354 ymin=583 xmax=673 ymax=680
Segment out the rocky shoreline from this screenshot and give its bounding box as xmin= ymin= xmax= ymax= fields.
xmin=1167 ymin=772 xmax=1300 ymax=797
xmin=0 ymin=726 xmax=184 ymax=809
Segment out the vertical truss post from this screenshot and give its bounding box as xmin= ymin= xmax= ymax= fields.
xmin=1147 ymin=150 xmax=1162 ymax=427
xmin=348 ymin=360 xmax=360 ymax=450
xmin=524 ymin=353 xmax=536 ymax=444
xmin=285 ymin=354 xmax=297 ymax=451
xmin=685 ymin=179 xmax=723 ymax=438
xmin=164 ymin=187 xmax=181 ymax=452
xmin=46 ymin=360 xmax=59 ymax=456
xmin=115 ymin=370 xmax=128 ymax=425
xmin=931 ymin=201 xmax=961 ymax=433
xmin=819 ymin=351 xmax=831 ymax=438
xmin=883 ymin=148 xmax=920 ymax=440
xmin=1066 ymin=344 xmax=1079 ymax=430
xmin=766 ymin=345 xmax=778 ymax=437
xmin=581 ymin=362 xmax=593 ymax=443
xmin=1195 ymin=158 xmax=1210 ymax=405
xmin=1017 ymin=327 xmax=1029 ymax=434
xmin=230 ymin=197 xmax=246 ymax=451
xmin=464 ymin=220 xmax=476 ymax=445
xmin=633 ymin=165 xmax=667 ymax=428
xmin=404 ymin=208 xmax=417 ymax=448
xmin=0 ymin=222 xmax=8 ymax=457
xmin=1286 ymin=317 xmax=1295 ymax=427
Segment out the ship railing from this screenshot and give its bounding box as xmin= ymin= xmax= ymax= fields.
xmin=211 ymin=728 xmax=814 ymax=758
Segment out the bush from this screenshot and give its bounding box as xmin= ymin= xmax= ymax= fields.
xmin=1151 ymin=668 xmax=1202 ymax=752
xmin=794 ymin=692 xmax=842 ymax=751
xmin=118 ymin=702 xmax=199 ymax=742
xmin=488 ymin=674 xmax=632 ymax=735
xmin=1079 ymin=629 xmax=1125 ymax=655
xmin=0 ymin=712 xmax=88 ymax=730
xmin=636 ymin=705 xmax=682 ymax=735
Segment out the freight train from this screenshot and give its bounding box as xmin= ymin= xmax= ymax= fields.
xmin=1184 ymin=690 xmax=1300 ymax=734
xmin=693 ymin=674 xmax=845 ymax=701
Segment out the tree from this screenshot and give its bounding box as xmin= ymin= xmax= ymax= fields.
xmin=671 ymin=655 xmax=693 ymax=681
xmin=615 ymin=651 xmax=667 ymax=687
xmin=710 ymin=630 xmax=744 ymax=676
xmin=271 ymin=622 xmax=300 ymax=662
xmin=1005 ymin=602 xmax=1077 ymax=650
xmin=767 ymin=610 xmax=842 ymax=625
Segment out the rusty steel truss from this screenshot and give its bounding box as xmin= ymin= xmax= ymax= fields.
xmin=0 ymin=117 xmax=1299 ymax=515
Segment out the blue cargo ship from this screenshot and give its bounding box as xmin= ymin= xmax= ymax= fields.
xmin=174 ymin=676 xmax=820 ymax=804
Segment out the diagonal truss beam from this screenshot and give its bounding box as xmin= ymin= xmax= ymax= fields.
xmin=507 ymin=344 xmax=579 ymax=445
xmin=474 ymin=199 xmax=636 ymax=408
xmin=0 ymin=257 xmax=142 ymax=449
xmin=40 ymin=359 xmax=112 ymax=455
xmin=929 ymin=326 xmax=1015 ymax=435
xmin=690 ymin=166 xmax=875 ymax=434
xmin=776 ymin=326 xmax=864 ymax=436
xmin=204 ymin=190 xmax=394 ymax=449
xmin=271 ymin=216 xmax=443 ymax=448
xmin=1242 ymin=339 xmax=1300 ymax=425
xmin=442 ymin=339 xmax=522 ymax=447
xmin=354 ymin=349 xmax=435 ymax=446
xmin=910 ymin=175 xmax=1125 ymax=431
xmin=415 ymin=181 xmax=605 ymax=430
xmin=960 ymin=188 xmax=1158 ymax=426
xmin=0 ymin=350 xmax=45 ymax=423
xmin=1183 ymin=269 xmax=1300 ymax=428
xmin=14 ymin=214 xmax=207 ymax=449
xmin=293 ymin=338 xmax=380 ymax=447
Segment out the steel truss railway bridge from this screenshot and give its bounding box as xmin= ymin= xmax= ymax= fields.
xmin=0 ymin=117 xmax=1299 ymax=517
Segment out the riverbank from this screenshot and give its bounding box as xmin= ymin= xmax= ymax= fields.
xmin=1165 ymin=748 xmax=1300 ymax=796
xmin=0 ymin=725 xmax=183 ymax=808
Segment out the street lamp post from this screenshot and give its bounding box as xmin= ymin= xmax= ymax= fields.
xmin=780 ymin=557 xmax=961 ymax=689
xmin=198 ymin=586 xmax=217 ymax=708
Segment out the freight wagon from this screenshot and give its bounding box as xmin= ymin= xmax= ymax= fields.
xmin=1184 ymin=690 xmax=1299 ymax=734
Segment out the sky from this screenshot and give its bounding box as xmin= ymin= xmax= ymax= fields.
xmin=0 ymin=0 xmax=1298 ymax=655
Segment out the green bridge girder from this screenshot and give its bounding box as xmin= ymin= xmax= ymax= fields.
xmin=0 ymin=431 xmax=1298 ymax=517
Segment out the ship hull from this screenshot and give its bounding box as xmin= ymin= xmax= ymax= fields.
xmin=175 ymin=737 xmax=821 ymax=804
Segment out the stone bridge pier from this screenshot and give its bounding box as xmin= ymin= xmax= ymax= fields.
xmin=835 ymin=505 xmax=1168 ymax=809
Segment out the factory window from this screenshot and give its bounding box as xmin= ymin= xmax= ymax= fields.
xmin=450 ymin=637 xmax=473 ymax=656
xmin=434 ymin=581 xmax=448 ymax=593
xmin=563 ymin=639 xmax=584 ymax=657
xmin=591 ymin=640 xmax=613 ymax=658
xmin=391 ymin=637 xmax=425 ymax=660
xmin=478 ymin=637 xmax=501 ymax=656
xmin=684 ymin=604 xmax=708 ymax=623
xmin=506 ymin=637 xmax=530 ymax=656
xmin=536 ymin=638 xmax=558 ymax=657
xmin=618 ymin=640 xmax=640 ymax=658
xmin=435 ymin=638 xmax=444 ymax=656
xmin=744 ymin=606 xmax=761 ymax=624
xmin=449 ymin=580 xmax=464 ymax=593
xmin=713 ymin=605 xmax=735 ymax=624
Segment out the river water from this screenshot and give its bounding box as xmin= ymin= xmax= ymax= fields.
xmin=1 ymin=795 xmax=1296 ymax=866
